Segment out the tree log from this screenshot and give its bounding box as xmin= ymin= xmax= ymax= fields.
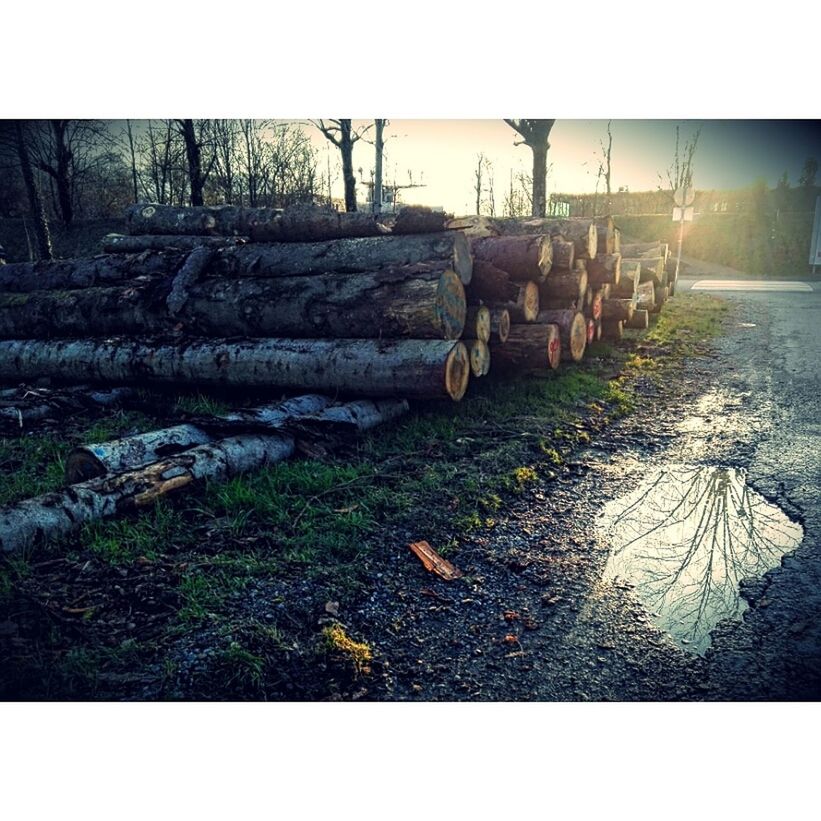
xmin=102 ymin=234 xmax=248 ymax=254
xmin=540 ymin=270 xmax=588 ymax=305
xmin=601 ymin=299 xmax=635 ymax=322
xmin=574 ymin=258 xmax=587 ymax=272
xmin=550 ymin=237 xmax=575 ymax=272
xmin=625 ymin=309 xmax=649 ymax=330
xmin=0 ymin=434 xmax=296 ymax=554
xmin=489 ymin=323 xmax=560 ymax=373
xmin=586 ymin=318 xmax=595 ymax=344
xmin=535 ymin=310 xmax=586 ymax=362
xmin=462 ymin=305 xmax=491 ymax=343
xmin=636 ymin=281 xmax=656 ymax=310
xmin=470 ymin=235 xmax=552 ymax=282
xmin=466 ymin=259 xmax=519 ymax=303
xmin=587 ymin=291 xmax=603 ymax=321
xmin=586 ymin=253 xmax=621 ymax=286
xmin=612 ymin=260 xmax=640 ymax=299
xmin=0 ymin=252 xmax=185 ymax=293
xmin=249 ymin=207 xmax=388 ymax=243
xmin=650 ymin=285 xmax=669 ymax=313
xmin=613 ymin=227 xmax=621 ymax=254
xmin=124 ymin=203 xmax=281 ymax=236
xmin=600 ymin=319 xmax=623 ymax=341
xmin=491 ymin=281 xmax=539 ymax=323
xmin=0 ymin=338 xmax=472 ymax=401
xmin=212 ymin=231 xmax=473 ymax=285
xmin=593 ymin=216 xmax=615 ymax=255
xmin=468 ymin=339 xmax=491 ymax=377
xmin=489 ymin=308 xmax=510 ymax=343
xmin=390 ymin=206 xmax=447 ymax=235
xmin=621 ymin=256 xmax=664 ymax=286
xmin=492 ymin=218 xmax=597 ymax=259
xmin=445 ymin=215 xmax=499 ymax=238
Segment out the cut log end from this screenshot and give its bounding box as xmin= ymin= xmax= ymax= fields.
xmin=445 ymin=343 xmax=471 ymax=401
xmin=568 ymin=312 xmax=588 ymax=362
xmin=522 ymin=281 xmax=540 ymax=322
xmin=468 ymin=339 xmax=490 ymax=377
xmin=490 ymin=308 xmax=511 ymax=343
xmin=451 ymin=231 xmax=473 ymax=285
xmin=435 ymin=269 xmax=468 ymax=339
xmin=546 ymin=323 xmax=561 ymax=371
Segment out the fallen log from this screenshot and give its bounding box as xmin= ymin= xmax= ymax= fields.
xmin=536 ymin=309 xmax=586 ymax=362
xmin=601 ymin=299 xmax=635 ymax=323
xmin=470 ymin=235 xmax=552 ymax=282
xmin=466 ymin=259 xmax=520 ymax=303
xmin=551 ymin=238 xmax=575 ymax=272
xmin=540 ymin=270 xmax=588 ymax=305
xmin=489 ymin=308 xmax=511 ymax=344
xmin=0 ymin=252 xmax=185 ymax=293
xmin=185 ymin=264 xmax=467 ymax=340
xmin=492 ymin=218 xmax=597 ymax=259
xmin=0 ymin=338 xmax=472 ymax=401
xmin=0 ymin=434 xmax=296 ymax=554
xmin=625 ymin=309 xmax=649 ymax=330
xmin=390 ymin=206 xmax=447 ymax=235
xmin=461 ymin=305 xmax=491 ymax=343
xmin=600 ymin=319 xmax=623 ymax=341
xmin=489 ymin=323 xmax=560 ymax=373
xmin=102 ymin=234 xmax=247 ymax=254
xmin=212 ymin=231 xmax=472 ymax=285
xmin=467 ymin=339 xmax=491 ymax=377
xmin=249 ymin=207 xmax=388 ymax=243
xmin=586 ymin=253 xmax=621 ymax=286
xmin=125 ymin=203 xmax=280 ymax=236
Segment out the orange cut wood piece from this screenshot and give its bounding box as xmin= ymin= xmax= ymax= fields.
xmin=408 ymin=540 xmax=464 ymax=581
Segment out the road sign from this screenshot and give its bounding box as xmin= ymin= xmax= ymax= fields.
xmin=674 ymin=186 xmax=695 ymax=207
xmin=673 ymin=206 xmax=694 ymax=222
xmin=810 ymin=195 xmax=821 ymax=267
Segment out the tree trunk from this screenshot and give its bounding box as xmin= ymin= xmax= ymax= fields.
xmin=470 ymin=234 xmax=552 ymax=282
xmin=51 ymin=121 xmax=74 ymax=226
xmin=0 ymin=252 xmax=185 ymax=293
xmin=0 ymin=338 xmax=472 ymax=401
xmin=466 ymin=259 xmax=520 ymax=303
xmin=535 ymin=309 xmax=586 ymax=362
xmin=124 ymin=203 xmax=282 ymax=237
xmin=212 ymin=231 xmax=472 ymax=285
xmin=0 ymin=434 xmax=296 ymax=554
xmin=340 ymin=130 xmax=357 ymax=212
xmin=102 ymin=234 xmax=248 ymax=254
xmin=601 ymin=299 xmax=635 ymax=322
xmin=625 ymin=309 xmax=649 ymax=330
xmin=531 ymin=142 xmax=547 ymax=217
xmin=15 ymin=122 xmax=53 ymax=261
xmin=586 ymin=253 xmax=621 ymax=286
xmin=373 ymin=119 xmax=384 ymax=214
xmin=493 ymin=218 xmax=598 ymax=259
xmin=551 ymin=237 xmax=575 ymax=272
xmin=181 ymin=119 xmax=205 ymax=206
xmin=490 ymin=323 xmax=560 ymax=373
xmin=540 ymin=270 xmax=588 ymax=305
xmin=489 ymin=308 xmax=510 ymax=343
xmin=461 ymin=305 xmax=491 ymax=342
xmin=0 ymin=264 xmax=466 ymax=341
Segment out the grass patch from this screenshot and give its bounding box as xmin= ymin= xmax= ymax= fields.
xmin=642 ymin=292 xmax=730 ymax=354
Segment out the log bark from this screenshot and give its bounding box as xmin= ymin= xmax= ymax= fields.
xmin=249 ymin=207 xmax=388 ymax=243
xmin=586 ymin=253 xmax=621 ymax=286
xmin=466 ymin=259 xmax=519 ymax=303
xmin=650 ymin=285 xmax=669 ymax=313
xmin=535 ymin=309 xmax=586 ymax=362
xmin=390 ymin=206 xmax=447 ymax=235
xmin=625 ymin=309 xmax=649 ymax=330
xmin=124 ymin=203 xmax=280 ymax=236
xmin=0 ymin=338 xmax=472 ymax=401
xmin=612 ymin=260 xmax=640 ymax=299
xmin=0 ymin=434 xmax=295 ymax=554
xmin=600 ymin=319 xmax=623 ymax=341
xmin=540 ymin=270 xmax=588 ymax=305
xmin=470 ymin=235 xmax=552 ymax=282
xmin=461 ymin=305 xmax=491 ymax=343
xmin=185 ymin=264 xmax=466 ymax=340
xmin=445 ymin=215 xmax=499 ymax=239
xmin=492 ymin=218 xmax=598 ymax=259
xmin=550 ymin=237 xmax=575 ymax=272
xmin=467 ymin=339 xmax=491 ymax=377
xmin=65 ymin=394 xmax=334 ymax=482
xmin=489 ymin=323 xmax=560 ymax=373
xmin=621 ymin=241 xmax=667 ymax=261
xmin=212 ymin=231 xmax=473 ymax=285
xmin=593 ymin=216 xmax=615 ymax=255
xmin=492 ymin=281 xmax=539 ymax=323
xmin=621 ymin=256 xmax=664 ymax=286
xmin=0 ymin=252 xmax=185 ymax=293
xmin=489 ymin=308 xmax=510 ymax=343
xmin=102 ymin=234 xmax=248 ymax=254
xmin=601 ymin=299 xmax=635 ymax=322
xmin=613 ymin=228 xmax=621 ymax=254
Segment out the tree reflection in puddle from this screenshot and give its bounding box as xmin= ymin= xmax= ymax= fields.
xmin=598 ymin=465 xmax=804 ymax=654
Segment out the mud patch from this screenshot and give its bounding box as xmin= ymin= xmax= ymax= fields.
xmin=597 ymin=465 xmax=804 ymax=654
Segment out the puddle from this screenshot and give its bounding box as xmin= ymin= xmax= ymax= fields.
xmin=598 ymin=465 xmax=804 ymax=654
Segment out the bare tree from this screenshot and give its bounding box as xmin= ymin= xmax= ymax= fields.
xmin=473 ymin=152 xmax=485 ymax=215
xmin=210 ymin=119 xmax=239 ymax=204
xmin=503 ymin=119 xmax=556 ymax=217
xmin=659 ymin=124 xmax=702 ymax=199
xmin=372 ymin=119 xmax=387 ymax=214
xmin=177 ymin=119 xmax=218 ymax=207
xmin=125 ymin=120 xmax=139 ymax=203
xmin=312 ymin=119 xmax=372 ymax=211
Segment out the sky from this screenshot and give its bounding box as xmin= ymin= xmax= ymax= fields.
xmin=301 ymin=119 xmax=821 ymax=214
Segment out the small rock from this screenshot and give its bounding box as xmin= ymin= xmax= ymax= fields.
xmin=324 ymin=601 xmax=340 ymax=617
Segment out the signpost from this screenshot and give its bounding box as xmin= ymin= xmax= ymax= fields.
xmin=672 ymin=186 xmax=695 ymax=282
xmin=810 ymin=195 xmax=821 ymax=274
